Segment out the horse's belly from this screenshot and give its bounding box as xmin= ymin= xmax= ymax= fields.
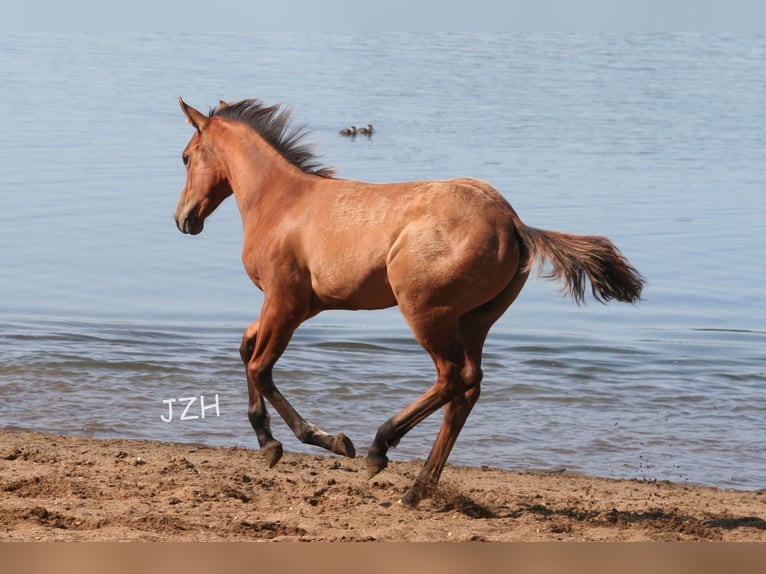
xmin=310 ymin=261 xmax=396 ymax=311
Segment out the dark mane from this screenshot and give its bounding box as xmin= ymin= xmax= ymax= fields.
xmin=211 ymin=99 xmax=335 ymax=178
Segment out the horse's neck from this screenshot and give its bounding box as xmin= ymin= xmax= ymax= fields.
xmin=221 ymin=130 xmax=310 ymax=230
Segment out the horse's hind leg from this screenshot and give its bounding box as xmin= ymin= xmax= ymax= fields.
xmin=400 ymin=384 xmax=482 ymax=506
xmin=399 ymin=271 xmax=530 ymax=504
xmin=242 ymin=303 xmax=356 ymax=461
xmin=366 ymin=309 xmax=479 ymax=497
xmin=398 ymin=316 xmax=492 ymax=506
xmin=370 ymin=269 xmax=529 ymax=505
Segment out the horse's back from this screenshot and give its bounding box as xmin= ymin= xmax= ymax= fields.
xmin=295 ymin=177 xmax=522 ymax=314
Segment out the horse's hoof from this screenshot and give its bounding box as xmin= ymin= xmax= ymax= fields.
xmin=399 ymin=486 xmax=423 ymax=508
xmin=332 ymin=433 xmax=356 ymax=458
xmin=262 ymin=442 xmax=284 ymax=468
xmin=366 ymin=453 xmax=388 ymax=479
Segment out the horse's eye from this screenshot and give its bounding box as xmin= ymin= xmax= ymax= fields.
xmin=182 ymin=154 xmax=189 ymax=166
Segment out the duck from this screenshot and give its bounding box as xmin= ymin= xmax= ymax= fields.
xmin=339 ymin=126 xmax=357 ymax=136
xmin=358 ymin=124 xmax=374 ymax=136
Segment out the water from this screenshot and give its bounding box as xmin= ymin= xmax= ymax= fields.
xmin=1 ymin=34 xmax=765 ymax=490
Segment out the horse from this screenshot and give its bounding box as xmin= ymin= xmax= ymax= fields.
xmin=173 ymin=97 xmax=644 ymax=507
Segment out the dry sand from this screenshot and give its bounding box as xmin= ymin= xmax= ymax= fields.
xmin=1 ymin=429 xmax=765 ymax=542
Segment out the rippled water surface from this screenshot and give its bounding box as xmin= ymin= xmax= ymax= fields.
xmin=1 ymin=34 xmax=765 ymax=489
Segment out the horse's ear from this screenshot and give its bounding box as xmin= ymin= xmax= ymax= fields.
xmin=218 ymin=99 xmax=229 ymax=111
xmin=179 ymin=97 xmax=209 ymax=133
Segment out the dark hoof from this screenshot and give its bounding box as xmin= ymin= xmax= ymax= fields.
xmin=365 ymin=453 xmax=389 ymax=479
xmin=399 ymin=485 xmax=424 ymax=508
xmin=332 ymin=433 xmax=356 ymax=458
xmin=262 ymin=441 xmax=284 ymax=468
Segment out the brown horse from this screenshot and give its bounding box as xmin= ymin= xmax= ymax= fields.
xmin=174 ymin=97 xmax=644 ymax=506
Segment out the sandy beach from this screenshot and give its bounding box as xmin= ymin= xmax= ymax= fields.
xmin=1 ymin=429 xmax=764 ymax=542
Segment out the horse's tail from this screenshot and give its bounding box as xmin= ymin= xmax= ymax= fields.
xmin=514 ymin=222 xmax=645 ymax=305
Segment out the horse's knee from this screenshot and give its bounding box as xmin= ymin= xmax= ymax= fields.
xmin=239 ymin=331 xmax=255 ymax=363
xmin=246 ymin=362 xmax=270 ymax=388
xmin=239 ymin=323 xmax=260 ymax=363
xmin=239 ymin=340 xmax=253 ymax=364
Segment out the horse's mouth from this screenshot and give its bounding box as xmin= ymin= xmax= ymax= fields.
xmin=175 ymin=210 xmax=204 ymax=235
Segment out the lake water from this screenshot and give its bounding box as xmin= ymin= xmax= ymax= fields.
xmin=1 ymin=34 xmax=765 ymax=490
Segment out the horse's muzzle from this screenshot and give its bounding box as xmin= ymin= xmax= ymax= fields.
xmin=175 ymin=208 xmax=204 ymax=235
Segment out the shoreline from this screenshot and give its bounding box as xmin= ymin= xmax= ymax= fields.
xmin=1 ymin=429 xmax=765 ymax=541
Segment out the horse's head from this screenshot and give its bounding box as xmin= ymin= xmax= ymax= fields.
xmin=174 ymin=98 xmax=233 ymax=235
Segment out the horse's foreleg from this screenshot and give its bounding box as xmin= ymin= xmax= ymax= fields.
xmin=240 ymin=320 xmax=283 ymax=467
xmin=256 ymin=377 xmax=356 ymax=459
xmin=245 ymin=304 xmax=356 ymax=460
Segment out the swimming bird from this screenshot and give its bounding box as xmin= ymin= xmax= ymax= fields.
xmin=358 ymin=124 xmax=374 ymax=136
xmin=339 ymin=126 xmax=357 ymax=136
